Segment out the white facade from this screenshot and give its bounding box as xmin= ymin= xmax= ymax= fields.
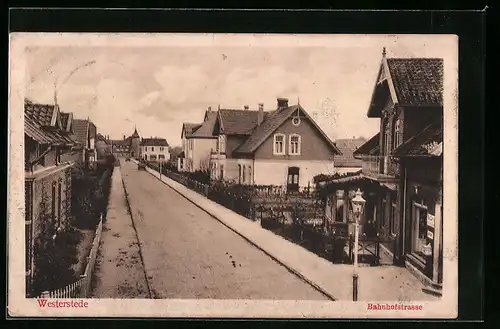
xmin=141 ymin=144 xmax=170 ymax=162
xmin=253 ymin=159 xmax=335 ymax=187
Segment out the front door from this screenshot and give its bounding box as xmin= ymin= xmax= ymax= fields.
xmin=287 ymin=167 xmax=299 ymax=192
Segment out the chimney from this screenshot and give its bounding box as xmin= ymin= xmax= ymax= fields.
xmin=277 ymin=97 xmax=288 ymax=110
xmin=244 ymin=105 xmax=249 ymax=111
xmin=258 ymin=103 xmax=264 ymax=126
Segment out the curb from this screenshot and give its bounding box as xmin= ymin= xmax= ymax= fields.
xmin=134 ymin=160 xmax=338 ymax=301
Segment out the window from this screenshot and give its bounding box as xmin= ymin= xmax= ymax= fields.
xmin=144 ymin=147 xmax=148 ymax=152
xmin=274 ymin=134 xmax=285 ymax=155
xmin=57 ymin=182 xmax=62 ymax=227
xmin=242 ymin=165 xmax=246 ymax=183
xmin=160 ymin=147 xmax=164 ymax=152
xmin=289 ymin=134 xmax=301 ymax=155
xmin=150 ymin=155 xmax=157 ymax=161
xmin=238 ymin=165 xmax=242 ymax=184
xmin=391 ymin=202 xmax=397 ymax=235
xmin=248 ymin=166 xmax=252 ymax=184
xmin=152 ymin=147 xmax=155 ymax=152
xmin=189 ymin=139 xmax=193 ymax=150
xmin=292 ymin=117 xmax=301 ymax=126
xmin=220 ymin=165 xmax=224 ymax=180
xmin=159 ymin=154 xmax=165 ymax=159
xmin=220 ymin=135 xmax=226 ymax=153
xmin=144 ymin=155 xmax=148 ymax=161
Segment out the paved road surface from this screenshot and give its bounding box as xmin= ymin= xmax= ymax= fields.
xmin=120 ymin=160 xmax=328 ymax=300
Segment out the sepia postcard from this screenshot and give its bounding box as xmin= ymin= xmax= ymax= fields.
xmin=8 ymin=33 xmax=458 ymax=318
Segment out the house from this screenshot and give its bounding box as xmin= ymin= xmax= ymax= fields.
xmin=95 ymin=133 xmax=112 ymax=159
xmin=333 ymin=137 xmax=366 ymax=174
xmin=210 ymin=98 xmax=342 ymax=191
xmin=67 ymin=118 xmax=98 ymax=169
xmin=141 ymin=137 xmax=170 ymax=162
xmin=24 ymin=99 xmax=76 ymax=295
xmin=321 ymin=48 xmax=443 ymax=290
xmin=178 ymin=108 xmax=218 ymax=172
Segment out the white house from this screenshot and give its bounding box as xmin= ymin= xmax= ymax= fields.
xmin=141 ymin=137 xmax=170 ymax=162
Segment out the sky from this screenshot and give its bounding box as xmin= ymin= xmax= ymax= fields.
xmin=24 ymin=34 xmax=456 ymax=147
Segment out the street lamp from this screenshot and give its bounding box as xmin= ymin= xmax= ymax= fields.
xmin=350 ymin=188 xmax=366 ymax=301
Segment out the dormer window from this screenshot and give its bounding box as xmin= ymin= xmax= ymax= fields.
xmin=273 ymin=134 xmax=285 ymax=155
xmin=289 ymin=134 xmax=301 ymax=155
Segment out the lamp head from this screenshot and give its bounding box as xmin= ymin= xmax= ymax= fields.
xmin=351 ymin=188 xmax=366 ymax=216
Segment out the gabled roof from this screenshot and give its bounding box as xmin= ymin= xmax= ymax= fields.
xmin=353 ymin=133 xmax=380 ymax=157
xmin=24 ymin=114 xmax=74 ymax=146
xmin=233 ymin=105 xmax=341 ymax=155
xmin=141 ymin=138 xmax=169 ymax=147
xmin=191 ymin=111 xmax=218 ymax=138
xmin=218 ymin=109 xmax=267 ymax=135
xmin=392 ymin=121 xmax=442 ymax=157
xmin=71 ymin=119 xmax=89 ymax=145
xmin=367 ymin=56 xmax=443 ymax=117
xmin=182 ymin=123 xmax=202 ymax=138
xmin=24 ymin=102 xmax=58 ymax=127
xmin=334 ymin=138 xmax=367 ymax=167
xmin=387 ymin=58 xmax=443 ymax=106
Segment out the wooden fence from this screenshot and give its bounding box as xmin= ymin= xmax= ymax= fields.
xmin=38 ymin=218 xmax=103 ymax=299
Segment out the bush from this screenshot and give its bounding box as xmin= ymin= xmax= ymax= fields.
xmin=31 ymin=226 xmax=81 ymax=296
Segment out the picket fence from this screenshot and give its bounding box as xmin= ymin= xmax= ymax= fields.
xmin=38 ymin=218 xmax=103 ymax=299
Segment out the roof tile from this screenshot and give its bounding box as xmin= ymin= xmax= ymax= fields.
xmin=386 ymin=58 xmax=443 ymax=106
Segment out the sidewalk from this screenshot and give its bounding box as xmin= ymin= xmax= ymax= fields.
xmin=139 ymin=161 xmax=438 ymax=302
xmin=91 ymin=166 xmax=151 ymax=298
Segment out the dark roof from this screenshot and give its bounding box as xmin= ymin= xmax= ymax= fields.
xmin=71 ymin=119 xmax=89 ymax=145
xmin=191 ymin=111 xmax=218 ymax=138
xmin=353 ymin=133 xmax=380 ymax=157
xmin=25 ymin=102 xmax=57 ymax=127
xmin=334 ymin=138 xmax=366 ymax=167
xmin=233 ymin=107 xmax=295 ymax=153
xmin=387 ymin=58 xmax=443 ymax=106
xmin=110 ymin=139 xmax=129 ymax=146
xmin=233 ymin=105 xmax=341 ymax=155
xmin=392 ymin=121 xmax=442 ymax=157
xmin=141 ymin=138 xmax=169 ymax=147
xmin=183 ymin=123 xmax=202 ymax=138
xmin=218 ymin=109 xmax=266 ymax=135
xmin=131 ymin=127 xmax=140 ymax=138
xmin=24 ymin=114 xmax=74 ymax=145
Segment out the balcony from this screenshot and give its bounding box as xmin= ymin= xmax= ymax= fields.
xmin=360 ymin=155 xmax=399 ymax=183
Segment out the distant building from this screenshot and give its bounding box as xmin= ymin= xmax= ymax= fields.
xmin=333 ymin=137 xmax=367 ymax=174
xmin=178 ymin=108 xmax=218 ymax=172
xmin=109 ymin=127 xmax=169 ymax=161
xmin=141 ymin=137 xmax=170 ymax=162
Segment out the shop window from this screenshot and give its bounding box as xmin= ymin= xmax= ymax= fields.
xmin=411 ymin=202 xmax=431 ymax=258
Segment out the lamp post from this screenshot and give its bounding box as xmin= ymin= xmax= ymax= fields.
xmin=350 ymin=188 xmax=366 ymax=301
